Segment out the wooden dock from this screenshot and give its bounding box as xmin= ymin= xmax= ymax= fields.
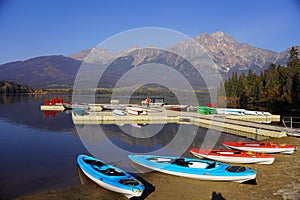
xmin=71 ymin=106 xmax=286 ymax=139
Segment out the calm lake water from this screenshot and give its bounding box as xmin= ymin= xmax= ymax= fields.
xmin=0 ymin=94 xmax=255 ymax=199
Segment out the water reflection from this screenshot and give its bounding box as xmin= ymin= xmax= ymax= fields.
xmin=75 ymin=123 xmax=254 ymax=172
xmin=0 ymin=94 xmax=256 ymax=199
xmin=0 ymin=94 xmax=74 ymax=132
xmin=76 ymin=123 xmax=198 ymax=171
xmin=0 ymin=119 xmax=88 ymax=199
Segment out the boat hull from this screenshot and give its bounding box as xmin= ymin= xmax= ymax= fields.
xmin=222 ymin=142 xmax=296 ymax=154
xmin=190 ymin=149 xmax=275 ymax=165
xmin=77 ymin=155 xmax=144 ymax=198
xmin=129 ymin=155 xmax=256 ymax=183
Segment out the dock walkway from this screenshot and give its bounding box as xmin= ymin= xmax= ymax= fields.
xmin=71 ymin=106 xmax=286 ymax=139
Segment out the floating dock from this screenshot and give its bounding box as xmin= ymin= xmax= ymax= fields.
xmin=40 ymin=104 xmax=65 ymax=111
xmin=70 ymin=105 xmax=286 ymax=139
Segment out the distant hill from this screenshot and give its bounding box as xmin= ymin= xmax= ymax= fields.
xmin=0 ymin=32 xmax=297 ymax=88
xmin=0 ymin=55 xmax=82 ymax=88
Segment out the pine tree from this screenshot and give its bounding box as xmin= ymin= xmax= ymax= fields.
xmin=286 ymin=47 xmax=300 ymax=104
xmin=223 ymin=46 xmax=299 ymax=107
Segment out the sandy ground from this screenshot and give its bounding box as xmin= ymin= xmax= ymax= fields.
xmin=13 ymin=137 xmax=300 ymax=200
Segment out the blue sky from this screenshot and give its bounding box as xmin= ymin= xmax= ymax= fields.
xmin=1 ymin=0 xmax=300 ymax=64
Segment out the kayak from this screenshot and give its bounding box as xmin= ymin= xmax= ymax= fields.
xmin=222 ymin=141 xmax=296 ymax=154
xmin=190 ymin=148 xmax=275 ymax=165
xmin=113 ymin=109 xmax=126 ymax=116
xmin=77 ymin=155 xmax=144 ymax=198
xmin=128 ymin=154 xmax=256 ymax=183
xmin=128 ymin=108 xmax=147 ymax=115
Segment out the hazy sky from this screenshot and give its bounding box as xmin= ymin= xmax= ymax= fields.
xmin=1 ymin=0 xmax=300 ymax=64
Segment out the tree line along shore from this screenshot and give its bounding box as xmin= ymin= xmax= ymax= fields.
xmin=220 ymin=47 xmax=300 ymax=109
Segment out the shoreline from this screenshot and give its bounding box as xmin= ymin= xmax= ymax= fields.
xmin=12 ymin=136 xmax=300 ymax=200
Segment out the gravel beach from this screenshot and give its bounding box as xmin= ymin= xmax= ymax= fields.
xmin=13 ymin=136 xmax=300 ymax=200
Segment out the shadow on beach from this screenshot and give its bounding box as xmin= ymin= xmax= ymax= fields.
xmin=212 ymin=191 xmax=226 ymax=200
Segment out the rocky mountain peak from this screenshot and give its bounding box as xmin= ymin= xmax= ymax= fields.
xmin=210 ymin=31 xmax=237 ymax=44
xmin=0 ymin=31 xmax=297 ymax=88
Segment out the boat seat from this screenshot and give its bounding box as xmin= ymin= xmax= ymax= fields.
xmin=206 ymin=162 xmax=216 ymax=169
xmin=100 ymin=168 xmax=126 ymax=176
xmin=226 ymin=166 xmax=246 ymax=172
xmin=84 ymin=159 xmax=105 ymax=167
xmin=172 ymin=158 xmax=189 ymax=167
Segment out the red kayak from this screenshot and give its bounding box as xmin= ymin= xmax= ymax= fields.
xmin=190 ymin=148 xmax=275 ymax=165
xmin=222 ymin=141 xmax=296 ymax=154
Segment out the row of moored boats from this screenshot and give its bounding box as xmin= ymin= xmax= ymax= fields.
xmin=77 ymin=141 xmax=296 ymax=198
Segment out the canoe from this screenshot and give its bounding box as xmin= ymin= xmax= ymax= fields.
xmin=165 ymin=105 xmax=188 ymax=111
xmin=128 ymin=155 xmax=256 ymax=183
xmin=222 ymin=141 xmax=296 ymax=154
xmin=128 ymin=109 xmax=147 ymax=115
xmin=113 ymin=109 xmax=126 ymax=116
xmin=216 ymin=108 xmax=246 ymax=115
xmin=128 ymin=109 xmax=139 ymax=115
xmin=198 ymin=106 xmax=218 ymax=114
xmin=77 ymin=155 xmax=144 ymax=198
xmin=190 ymin=148 xmax=275 ymax=165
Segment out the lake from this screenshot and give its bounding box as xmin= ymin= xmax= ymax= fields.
xmin=0 ymin=94 xmax=254 ymax=199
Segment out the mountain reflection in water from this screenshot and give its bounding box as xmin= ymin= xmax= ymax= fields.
xmin=0 ymin=94 xmax=253 ymax=199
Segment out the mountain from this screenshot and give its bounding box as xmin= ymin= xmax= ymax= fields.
xmin=193 ymin=32 xmax=290 ymax=75
xmin=0 ymin=32 xmax=297 ymax=88
xmin=71 ymin=31 xmax=294 ymax=76
xmin=0 ymin=55 xmax=82 ymax=88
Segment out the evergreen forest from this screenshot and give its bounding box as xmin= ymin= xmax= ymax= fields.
xmin=221 ymin=47 xmax=300 ymax=109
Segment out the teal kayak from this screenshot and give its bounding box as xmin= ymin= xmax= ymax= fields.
xmin=129 ymin=154 xmax=256 ymax=183
xmin=77 ymin=155 xmax=144 ymax=198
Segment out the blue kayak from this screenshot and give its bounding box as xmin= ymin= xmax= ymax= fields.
xmin=77 ymin=155 xmax=144 ymax=198
xmin=128 ymin=155 xmax=256 ymax=183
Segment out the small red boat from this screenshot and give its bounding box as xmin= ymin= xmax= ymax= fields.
xmin=190 ymin=148 xmax=275 ymax=165
xmin=222 ymin=141 xmax=296 ymax=154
